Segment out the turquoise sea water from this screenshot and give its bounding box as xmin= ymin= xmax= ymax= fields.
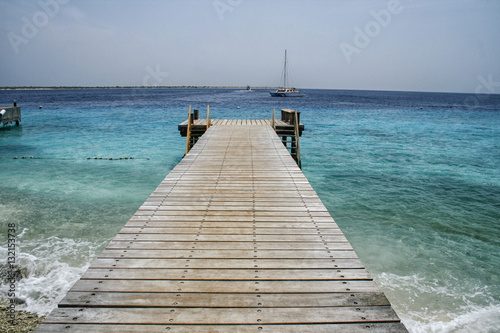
xmin=1 ymin=88 xmax=499 ymax=332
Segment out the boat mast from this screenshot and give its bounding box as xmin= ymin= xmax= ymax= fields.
xmin=283 ymin=50 xmax=288 ymax=89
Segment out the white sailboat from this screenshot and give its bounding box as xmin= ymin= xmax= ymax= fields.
xmin=270 ymin=50 xmax=304 ymax=97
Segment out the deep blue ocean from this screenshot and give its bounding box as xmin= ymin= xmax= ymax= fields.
xmin=1 ymin=88 xmax=499 ymax=332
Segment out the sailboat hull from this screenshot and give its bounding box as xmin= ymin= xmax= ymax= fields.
xmin=270 ymin=91 xmax=304 ymax=97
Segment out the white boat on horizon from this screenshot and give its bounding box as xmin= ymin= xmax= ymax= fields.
xmin=270 ymin=50 xmax=304 ymax=97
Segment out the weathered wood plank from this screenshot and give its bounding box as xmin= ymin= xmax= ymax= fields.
xmin=69 ymin=278 xmax=379 ymax=293
xmin=60 ymin=291 xmax=388 ymax=308
xmin=81 ymin=268 xmax=371 ymax=280
xmin=37 ymin=323 xmax=408 ymax=333
xmin=128 ymin=216 xmax=337 ymax=222
xmin=89 ymin=258 xmax=366 ymax=269
xmin=105 ymin=240 xmax=352 ymax=250
xmin=106 ymin=241 xmax=351 ymax=250
xmin=134 ymin=211 xmax=332 ymax=217
xmin=141 ymin=200 xmax=324 ymax=206
xmin=42 ymin=306 xmax=401 ymax=324
xmin=122 ymin=225 xmax=340 ymax=233
xmin=98 ymin=249 xmax=358 ymax=259
xmin=137 ymin=206 xmax=327 ymax=212
xmin=111 ymin=234 xmax=349 ymax=242
xmin=118 ymin=227 xmax=341 ymax=235
xmin=123 ymin=222 xmax=339 ymax=228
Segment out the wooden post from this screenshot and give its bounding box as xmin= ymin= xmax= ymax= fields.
xmin=206 ymin=105 xmax=211 ymax=130
xmin=294 ymin=109 xmax=301 ymax=169
xmin=185 ymin=105 xmax=192 ymax=155
xmin=272 ymin=107 xmax=275 ymax=130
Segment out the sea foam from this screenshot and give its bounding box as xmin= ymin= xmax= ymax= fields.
xmin=375 ymin=272 xmax=500 ymax=333
xmin=0 ymin=234 xmax=106 ymax=315
xmin=403 ymin=305 xmax=500 ymax=333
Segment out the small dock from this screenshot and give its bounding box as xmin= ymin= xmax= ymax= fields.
xmin=38 ymin=111 xmax=407 ymax=332
xmin=179 ymin=108 xmax=305 ymax=167
xmin=0 ymin=102 xmax=21 ymax=126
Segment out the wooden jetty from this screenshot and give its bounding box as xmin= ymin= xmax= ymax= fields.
xmin=37 ymin=110 xmax=407 ymax=332
xmin=0 ymin=102 xmax=21 ymax=126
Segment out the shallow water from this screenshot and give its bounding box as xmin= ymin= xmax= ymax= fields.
xmin=1 ymin=88 xmax=499 ymax=332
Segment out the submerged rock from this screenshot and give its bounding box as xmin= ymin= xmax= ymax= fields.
xmin=0 ymin=265 xmax=28 ymax=284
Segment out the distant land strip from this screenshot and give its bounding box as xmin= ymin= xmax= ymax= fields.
xmin=0 ymin=86 xmax=277 ymax=90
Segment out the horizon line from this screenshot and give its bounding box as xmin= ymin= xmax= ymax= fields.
xmin=1 ymin=86 xmax=497 ymax=96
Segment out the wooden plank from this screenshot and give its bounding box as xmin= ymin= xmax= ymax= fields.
xmin=122 ymin=223 xmax=340 ymax=231
xmin=128 ymin=216 xmax=337 ymax=222
xmin=141 ymin=196 xmax=322 ymax=201
xmin=38 ymin=323 xmax=408 ymax=333
xmin=118 ymin=228 xmax=341 ymax=235
xmin=160 ymin=178 xmax=312 ymax=183
xmin=124 ymin=217 xmax=339 ymax=224
xmin=111 ymin=234 xmax=349 ymax=242
xmin=60 ymin=291 xmax=389 ymax=308
xmin=158 ymin=177 xmax=313 ymax=182
xmin=81 ymin=268 xmax=371 ymax=280
xmin=42 ymin=306 xmax=401 ymax=324
xmin=97 ymin=249 xmax=358 ymax=259
xmin=69 ymin=279 xmax=379 ymax=293
xmin=138 ymin=206 xmax=326 ymax=212
xmin=127 ymin=218 xmax=336 ymax=224
xmin=122 ymin=223 xmax=337 ymax=229
xmin=143 ymin=192 xmax=316 ymax=197
xmin=89 ymin=258 xmax=366 ymax=269
xmin=105 ymin=241 xmax=352 ymax=250
xmin=134 ymin=211 xmax=332 ymax=217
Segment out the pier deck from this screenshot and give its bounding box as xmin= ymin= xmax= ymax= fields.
xmin=38 ymin=123 xmax=407 ymax=332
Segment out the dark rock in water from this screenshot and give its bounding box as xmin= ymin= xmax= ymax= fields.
xmin=11 ymin=297 xmax=26 ymax=305
xmin=0 ymin=265 xmax=28 ymax=284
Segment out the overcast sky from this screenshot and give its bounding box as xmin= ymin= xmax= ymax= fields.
xmin=1 ymin=0 xmax=499 ymax=93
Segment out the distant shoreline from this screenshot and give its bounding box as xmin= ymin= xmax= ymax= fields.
xmin=1 ymin=87 xmax=497 ymax=96
xmin=0 ymin=86 xmax=275 ymax=91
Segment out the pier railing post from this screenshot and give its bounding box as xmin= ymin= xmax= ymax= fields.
xmin=272 ymin=107 xmax=275 ymax=130
xmin=185 ymin=105 xmax=192 ymax=155
xmin=207 ymin=105 xmax=211 ymax=130
xmin=294 ymin=109 xmax=301 ymax=169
